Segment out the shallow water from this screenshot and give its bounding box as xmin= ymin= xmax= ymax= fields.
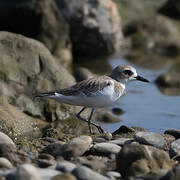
xmin=102 ymin=58 xmax=180 ymax=133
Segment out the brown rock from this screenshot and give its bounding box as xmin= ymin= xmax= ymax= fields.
xmin=116 ymin=144 xmax=173 ymax=178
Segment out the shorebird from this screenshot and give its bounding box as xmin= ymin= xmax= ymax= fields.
xmin=35 ymin=65 xmax=149 ymax=134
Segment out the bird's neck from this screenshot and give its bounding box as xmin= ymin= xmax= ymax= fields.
xmin=108 ymin=74 xmax=126 ymax=86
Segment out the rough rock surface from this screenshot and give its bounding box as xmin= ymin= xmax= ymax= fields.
xmin=116 ymin=144 xmax=173 ymax=178
xmin=0 ymin=31 xmax=79 ymax=123
xmin=0 ymin=0 xmax=72 ymax=68
xmin=56 ymin=0 xmax=123 ymax=58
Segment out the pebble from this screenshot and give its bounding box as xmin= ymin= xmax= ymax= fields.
xmin=106 ymin=171 xmax=121 ymax=179
xmin=134 ymin=132 xmax=166 ymax=149
xmin=72 ymin=165 xmax=109 ymax=180
xmin=109 ymin=138 xmax=134 ymax=146
xmin=93 ymin=138 xmax=106 ymax=143
xmin=164 ymin=129 xmax=180 ymax=139
xmin=0 ymin=132 xmax=16 ymax=147
xmin=37 ymin=168 xmax=61 ymax=180
xmin=101 ymin=132 xmax=112 ymax=141
xmin=170 ymin=138 xmax=180 ymax=157
xmin=37 ymin=153 xmax=56 ymax=168
xmin=91 ymin=143 xmax=121 ymax=155
xmin=52 ymin=173 xmax=77 ymax=180
xmin=56 ymin=161 xmax=76 ymax=172
xmin=0 ymin=157 xmax=13 ymax=169
xmin=61 ymin=136 xmax=92 ymax=159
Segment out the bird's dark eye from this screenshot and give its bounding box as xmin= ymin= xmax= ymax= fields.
xmin=123 ymin=70 xmax=133 ymax=76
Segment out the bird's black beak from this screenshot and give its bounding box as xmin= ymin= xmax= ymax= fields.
xmin=135 ymin=75 xmax=149 ymax=83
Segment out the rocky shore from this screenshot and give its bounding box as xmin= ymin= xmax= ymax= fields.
xmin=0 ymin=0 xmax=180 ymax=179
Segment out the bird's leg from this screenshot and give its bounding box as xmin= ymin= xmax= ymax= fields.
xmin=76 ymin=107 xmax=104 ymax=134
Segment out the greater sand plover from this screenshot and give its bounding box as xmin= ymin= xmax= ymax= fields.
xmin=35 ymin=65 xmax=149 ymax=133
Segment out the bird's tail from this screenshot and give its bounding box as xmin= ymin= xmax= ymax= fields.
xmin=34 ymin=91 xmax=55 ymax=99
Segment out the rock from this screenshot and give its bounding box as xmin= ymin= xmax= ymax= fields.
xmin=61 ymin=136 xmax=92 ymax=159
xmin=124 ymin=15 xmax=180 ymax=69
xmin=116 ymin=144 xmax=173 ymax=178
xmin=159 ymin=0 xmax=180 ymax=19
xmin=52 ymin=173 xmax=77 ymax=180
xmin=56 ymin=0 xmax=123 ymax=58
xmin=0 ymin=132 xmax=15 ymax=147
xmin=112 ymin=125 xmax=135 ymax=135
xmin=91 ymin=143 xmax=121 ymax=155
xmin=164 ymin=129 xmax=180 ymax=139
xmin=37 ymin=153 xmax=56 ymax=168
xmin=93 ymin=138 xmax=106 ymax=143
xmin=161 ymin=165 xmax=180 ymax=180
xmin=109 ymin=138 xmax=134 ymax=146
xmin=37 ymin=168 xmax=61 ymax=180
xmin=0 ymin=158 xmax=13 ymax=169
xmin=72 ymin=165 xmax=109 ymax=180
xmin=106 ymin=171 xmax=121 ymax=179
xmin=0 ymin=31 xmax=80 ymax=126
xmin=134 ymin=132 xmax=166 ymax=149
xmin=101 ymin=132 xmax=112 ymax=141
xmin=56 ymin=161 xmax=76 ymax=172
xmin=0 ymin=97 xmax=46 ymax=141
xmin=74 ymin=67 xmax=96 ymax=82
xmin=169 ymin=139 xmax=180 ymax=157
xmin=0 ymin=0 xmax=72 ymax=68
xmin=9 ymin=164 xmax=40 ymax=180
xmin=155 ymin=63 xmax=180 ymax=96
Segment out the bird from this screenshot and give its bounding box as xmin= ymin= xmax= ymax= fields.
xmin=35 ymin=65 xmax=149 ymax=134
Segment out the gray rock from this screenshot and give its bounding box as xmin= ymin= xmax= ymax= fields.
xmin=109 ymin=138 xmax=134 ymax=146
xmin=134 ymin=132 xmax=166 ymax=149
xmin=116 ymin=144 xmax=173 ymax=178
xmin=37 ymin=153 xmax=56 ymax=168
xmin=13 ymin=164 xmax=40 ymax=180
xmin=61 ymin=136 xmax=92 ymax=159
xmin=37 ymin=168 xmax=61 ymax=180
xmin=170 ymin=138 xmax=180 ymax=157
xmin=93 ymin=138 xmax=107 ymax=143
xmin=91 ymin=143 xmax=121 ymax=155
xmin=72 ymin=165 xmax=109 ymax=180
xmin=52 ymin=173 xmax=77 ymax=180
xmin=0 ymin=157 xmax=13 ymax=169
xmin=56 ymin=161 xmax=76 ymax=172
xmin=0 ymin=132 xmax=15 ymax=147
xmin=56 ymin=0 xmax=123 ymax=58
xmin=101 ymin=132 xmax=113 ymax=141
xmin=165 ymin=129 xmax=180 ymax=139
xmin=106 ymin=171 xmax=121 ymax=179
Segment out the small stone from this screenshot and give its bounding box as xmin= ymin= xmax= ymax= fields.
xmin=37 ymin=168 xmax=61 ymax=179
xmin=0 ymin=157 xmax=13 ymax=169
xmin=52 ymin=173 xmax=77 ymax=180
xmin=101 ymin=132 xmax=112 ymax=141
xmin=72 ymin=165 xmax=109 ymax=180
xmin=93 ymin=138 xmax=106 ymax=143
xmin=56 ymin=161 xmax=76 ymax=172
xmin=106 ymin=171 xmax=121 ymax=179
xmin=165 ymin=129 xmax=180 ymax=139
xmin=170 ymin=139 xmax=180 ymax=157
xmin=61 ymin=136 xmax=92 ymax=159
xmin=134 ymin=132 xmax=166 ymax=149
xmin=14 ymin=164 xmax=40 ymax=180
xmin=109 ymin=138 xmax=134 ymax=146
xmin=37 ymin=153 xmax=55 ymax=168
xmin=112 ymin=125 xmax=135 ymax=135
xmin=91 ymin=143 xmax=121 ymax=155
xmin=0 ymin=132 xmax=15 ymax=147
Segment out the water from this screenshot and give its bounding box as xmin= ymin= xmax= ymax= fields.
xmin=102 ymin=58 xmax=180 ymax=133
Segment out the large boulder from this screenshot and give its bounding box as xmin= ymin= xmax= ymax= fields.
xmin=0 ymin=31 xmax=79 ymax=123
xmin=124 ymin=15 xmax=180 ymax=68
xmin=0 ymin=0 xmax=72 ymax=69
xmin=56 ymin=0 xmax=123 ymax=58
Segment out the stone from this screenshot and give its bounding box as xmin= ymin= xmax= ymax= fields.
xmin=134 ymin=132 xmax=166 ymax=149
xmin=161 ymin=165 xmax=180 ymax=180
xmin=109 ymin=138 xmax=134 ymax=146
xmin=60 ymin=136 xmax=92 ymax=159
xmin=93 ymin=138 xmax=106 ymax=143
xmin=52 ymin=173 xmax=77 ymax=180
xmin=0 ymin=0 xmax=72 ymax=68
xmin=72 ymin=166 xmax=109 ymax=180
xmin=37 ymin=168 xmax=61 ymax=180
xmin=116 ymin=144 xmax=173 ymax=178
xmin=106 ymin=171 xmax=121 ymax=179
xmin=112 ymin=125 xmax=135 ymax=135
xmin=0 ymin=132 xmax=15 ymax=147
xmin=101 ymin=132 xmax=112 ymax=141
xmin=56 ymin=161 xmax=76 ymax=172
xmin=91 ymin=143 xmax=121 ymax=155
xmin=56 ymin=0 xmax=123 ymax=58
xmin=12 ymin=164 xmax=40 ymax=180
xmin=0 ymin=157 xmax=13 ymax=169
xmin=164 ymin=129 xmax=180 ymax=139
xmin=37 ymin=153 xmax=56 ymax=168
xmin=169 ymin=139 xmax=180 ymax=157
